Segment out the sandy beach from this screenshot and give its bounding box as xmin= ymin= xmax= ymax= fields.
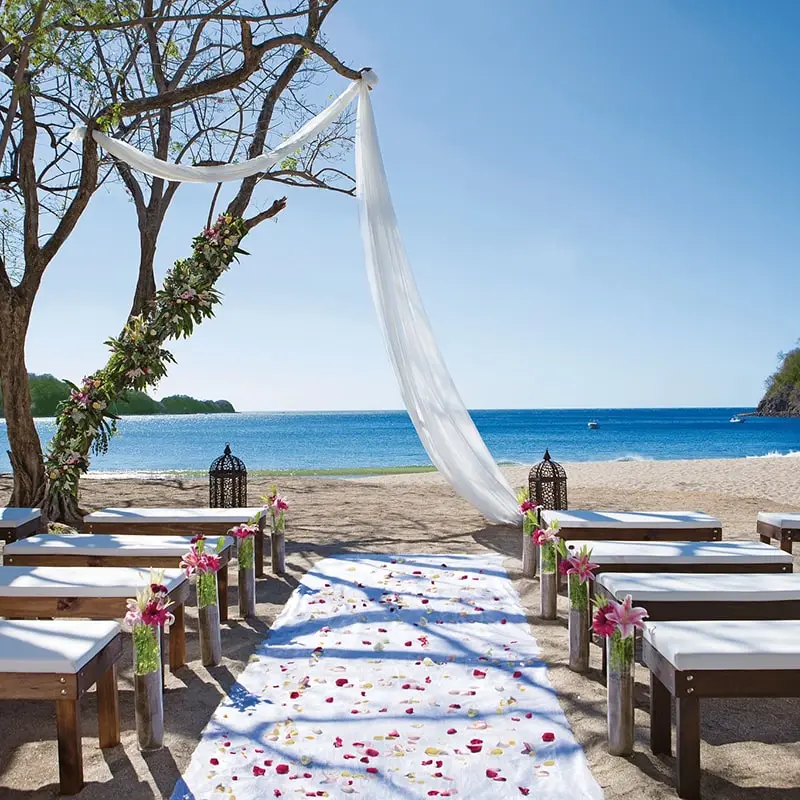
xmin=1 ymin=456 xmax=799 ymax=799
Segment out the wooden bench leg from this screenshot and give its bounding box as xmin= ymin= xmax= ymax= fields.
xmin=255 ymin=521 xmax=265 ymax=578
xmin=97 ymin=663 xmax=120 ymax=749
xmin=759 ymin=532 xmax=771 ymax=546
xmin=218 ymin=564 xmax=229 ymax=624
xmin=780 ymin=534 xmax=793 ymax=554
xmin=650 ymin=671 xmax=671 ymax=756
xmin=169 ymin=603 xmax=186 ymax=671
xmin=56 ymin=698 xmax=83 ymax=795
xmin=676 ymin=694 xmax=701 ymax=800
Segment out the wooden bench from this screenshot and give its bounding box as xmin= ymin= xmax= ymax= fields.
xmin=0 ymin=619 xmax=122 ymax=794
xmin=84 ymin=507 xmax=273 ymax=577
xmin=0 ymin=507 xmax=41 ymax=544
xmin=5 ymin=533 xmax=233 ymax=622
xmin=0 ymin=566 xmax=189 ymax=672
xmin=542 ymin=510 xmax=723 ymax=543
xmin=567 ymin=539 xmax=793 ymax=576
xmin=643 ymin=619 xmax=800 ymax=799
xmin=757 ymin=512 xmax=800 ymax=554
xmin=597 ymin=571 xmax=800 ymax=620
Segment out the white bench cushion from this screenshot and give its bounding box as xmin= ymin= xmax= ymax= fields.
xmin=643 ymin=620 xmax=800 ymax=671
xmin=566 ymin=540 xmax=791 ymax=565
xmin=84 ymin=507 xmax=265 ymax=524
xmin=598 ymin=572 xmax=800 ymax=602
xmin=0 ymin=566 xmax=185 ymax=596
xmin=541 ymin=510 xmax=720 ymax=529
xmin=0 ymin=619 xmax=119 ymax=673
xmin=0 ymin=508 xmax=41 ymax=527
xmin=5 ymin=533 xmax=233 ymax=557
xmin=758 ymin=512 xmax=800 ymax=529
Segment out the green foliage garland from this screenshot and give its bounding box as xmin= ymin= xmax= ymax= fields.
xmin=45 ymin=214 xmax=249 ymax=495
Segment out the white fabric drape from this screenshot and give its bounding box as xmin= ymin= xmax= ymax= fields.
xmin=74 ymin=71 xmax=522 ymax=524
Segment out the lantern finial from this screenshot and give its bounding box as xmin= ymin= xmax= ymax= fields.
xmin=224 ymin=443 xmax=232 ymax=456
xmin=543 ymin=449 xmax=551 ymax=461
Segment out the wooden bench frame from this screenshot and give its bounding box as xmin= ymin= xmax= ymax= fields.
xmin=0 ymin=514 xmax=41 ymax=544
xmin=556 ymin=525 xmax=723 ymax=543
xmin=5 ymin=546 xmax=232 ymax=622
xmin=0 ymin=580 xmax=190 ymax=673
xmin=644 ymin=638 xmax=800 ymax=800
xmin=0 ymin=631 xmax=123 ymax=794
xmin=86 ymin=516 xmax=273 ymax=578
xmin=758 ymin=518 xmax=800 ymax=554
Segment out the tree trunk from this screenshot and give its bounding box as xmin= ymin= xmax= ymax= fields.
xmin=0 ymin=291 xmax=46 ymax=508
xmin=128 ymin=225 xmax=158 ymax=319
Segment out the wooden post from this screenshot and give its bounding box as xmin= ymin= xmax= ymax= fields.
xmin=649 ymin=672 xmax=671 ymax=756
xmin=169 ymin=604 xmax=186 ymax=671
xmin=676 ymin=694 xmax=701 ymax=799
xmin=97 ymin=663 xmax=120 ymax=749
xmin=134 ymin=669 xmax=164 ymax=751
xmin=55 ymin=698 xmax=83 ymax=795
xmin=198 ymin=602 xmax=222 ymax=666
xmin=521 ymin=532 xmax=536 ymax=578
xmin=255 ymin=515 xmax=266 ymax=578
xmin=239 ymin=566 xmax=257 ymax=618
xmin=217 ymin=562 xmax=229 ymax=623
xmin=271 ymin=527 xmax=286 ymax=575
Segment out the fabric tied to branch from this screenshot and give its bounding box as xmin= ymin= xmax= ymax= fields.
xmin=75 ymin=69 xmax=521 ymax=524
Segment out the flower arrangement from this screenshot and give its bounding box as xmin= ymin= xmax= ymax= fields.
xmin=515 ymin=487 xmax=539 ymax=535
xmin=533 ymin=520 xmax=560 ymax=573
xmin=557 ymin=542 xmax=598 ymax=611
xmin=264 ymin=486 xmax=289 ymax=532
xmin=124 ymin=570 xmax=174 ymax=675
xmin=45 ymin=214 xmax=249 ymax=500
xmin=229 ymin=524 xmax=258 ymax=570
xmin=592 ymin=594 xmax=649 ymax=670
xmin=181 ymin=534 xmax=223 ymax=608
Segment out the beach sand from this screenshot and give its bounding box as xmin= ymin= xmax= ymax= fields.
xmin=1 ymin=456 xmax=799 ymax=799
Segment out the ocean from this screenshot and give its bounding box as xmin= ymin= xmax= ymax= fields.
xmin=2 ymin=408 xmax=800 ymax=476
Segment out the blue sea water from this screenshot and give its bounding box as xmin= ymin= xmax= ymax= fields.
xmin=2 ymin=408 xmax=800 ymax=475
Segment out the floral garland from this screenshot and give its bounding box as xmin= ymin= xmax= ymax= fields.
xmin=45 ymin=214 xmax=249 ymax=497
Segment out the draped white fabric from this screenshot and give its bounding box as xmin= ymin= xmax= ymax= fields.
xmin=74 ymin=72 xmax=522 ymax=524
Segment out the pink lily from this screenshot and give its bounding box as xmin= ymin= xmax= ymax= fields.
xmin=565 ymin=552 xmax=599 ymax=584
xmin=606 ymin=594 xmax=649 ymax=639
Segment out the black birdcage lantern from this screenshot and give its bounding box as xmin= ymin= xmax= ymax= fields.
xmin=528 ymin=449 xmax=568 ymax=510
xmin=209 ymin=443 xmax=247 ymax=508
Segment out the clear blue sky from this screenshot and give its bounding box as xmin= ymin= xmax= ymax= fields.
xmin=27 ymin=0 xmax=800 ymax=412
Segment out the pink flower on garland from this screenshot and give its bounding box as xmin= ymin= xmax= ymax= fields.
xmin=592 ymin=603 xmax=617 ymax=637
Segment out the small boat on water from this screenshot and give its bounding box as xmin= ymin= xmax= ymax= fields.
xmin=730 ymin=415 xmax=744 ymax=424
xmin=587 ymin=420 xmax=599 ymax=429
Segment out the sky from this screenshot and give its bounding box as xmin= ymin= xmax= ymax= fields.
xmin=25 ymin=0 xmax=800 ymax=412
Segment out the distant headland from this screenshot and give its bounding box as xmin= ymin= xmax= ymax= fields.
xmin=757 ymin=347 xmax=800 ymax=417
xmin=0 ymin=374 xmax=235 ymax=418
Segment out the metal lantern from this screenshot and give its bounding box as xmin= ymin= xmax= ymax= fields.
xmin=528 ymin=449 xmax=568 ymax=510
xmin=209 ymin=443 xmax=247 ymax=508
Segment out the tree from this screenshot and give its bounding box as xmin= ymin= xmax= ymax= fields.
xmin=0 ymin=0 xmax=361 ymax=509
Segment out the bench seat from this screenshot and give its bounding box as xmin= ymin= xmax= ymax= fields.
xmin=757 ymin=512 xmax=800 ymax=554
xmin=643 ymin=620 xmax=800 ymax=799
xmin=0 ymin=619 xmax=122 ymax=794
xmin=4 ymin=535 xmax=233 ymax=621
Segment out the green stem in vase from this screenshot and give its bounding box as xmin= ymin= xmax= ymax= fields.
xmin=238 ymin=536 xmax=254 ymax=569
xmin=132 ymin=623 xmax=160 ymax=676
xmin=540 ymin=540 xmax=557 ymax=573
xmin=609 ymin=628 xmax=635 ymax=672
xmin=197 ymin=571 xmax=218 ymax=608
xmin=568 ymin=574 xmax=589 ymax=610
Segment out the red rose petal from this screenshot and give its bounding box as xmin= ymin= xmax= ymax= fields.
xmin=519 ymin=789 xmax=530 ymax=797
xmin=210 ymin=758 xmax=219 ymax=766
xmin=253 ymin=765 xmax=266 ymax=776
xmin=513 ymin=671 xmax=522 ymax=678
xmin=276 ymin=764 xmax=289 ymax=774
xmin=366 ymin=767 xmax=379 ymax=774
xmin=447 ymin=728 xmax=457 ymax=734
xmin=542 ymin=732 xmax=555 ymax=742
xmin=335 ymin=678 xmax=348 ymax=687
xmin=366 ymin=748 xmax=380 ymax=757
xmin=486 ymin=769 xmax=499 ymax=779
xmin=325 ymin=697 xmax=334 ymax=703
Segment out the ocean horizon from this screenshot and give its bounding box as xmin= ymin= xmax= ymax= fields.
xmin=3 ymin=407 xmax=800 ymax=476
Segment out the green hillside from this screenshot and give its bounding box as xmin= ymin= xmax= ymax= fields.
xmin=0 ymin=374 xmax=235 ymax=418
xmin=758 ymin=347 xmax=800 ymax=416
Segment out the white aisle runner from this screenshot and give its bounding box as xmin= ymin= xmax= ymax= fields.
xmin=172 ymin=554 xmax=603 ymax=799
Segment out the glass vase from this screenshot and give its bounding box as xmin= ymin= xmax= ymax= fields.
xmin=539 ymin=541 xmax=557 ymax=619
xmin=197 ymin=572 xmax=222 ymax=667
xmin=133 ymin=624 xmax=164 ymax=751
xmin=567 ymin=575 xmax=590 ymax=673
xmin=607 ymin=630 xmax=635 ymax=756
